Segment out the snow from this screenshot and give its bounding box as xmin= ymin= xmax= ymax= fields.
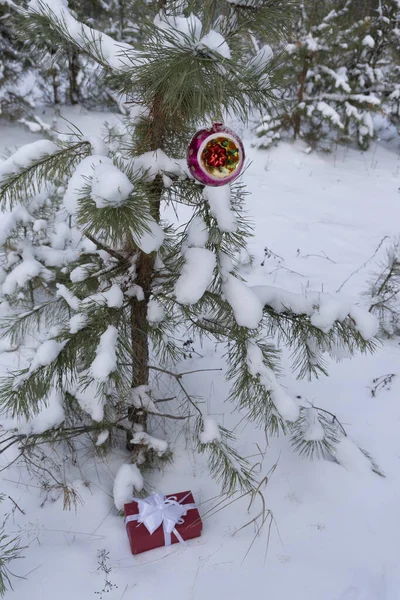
xmin=204 ymin=185 xmax=237 ymax=232
xmin=50 ymin=222 xmax=71 ymax=250
xmin=28 ymin=339 xmax=66 ymax=374
xmin=56 ymin=283 xmax=81 ymax=310
xmin=187 ymin=215 xmax=208 ymax=247
xmin=132 ymin=149 xmax=187 ymax=181
xmin=131 ymin=218 xmax=165 ymax=254
xmin=223 ymin=274 xmax=263 ymax=329
xmin=174 ymin=247 xmax=216 ymax=304
xmin=199 ymin=416 xmax=221 ymax=444
xmin=249 ymin=44 xmax=273 ymax=73
xmin=319 ymin=65 xmax=351 ymax=93
xmin=72 ymin=381 xmax=105 ymax=422
xmin=131 ymin=385 xmax=158 ymax=412
xmin=147 ymin=298 xmax=165 ymax=323
xmin=0 ymin=205 xmax=32 ymax=245
xmin=316 ymin=101 xmax=344 ymax=128
xmin=70 ymin=265 xmax=92 ymax=282
xmin=69 ymin=313 xmax=87 ymax=334
xmin=90 ymin=325 xmax=118 ymax=382
xmin=199 ymin=31 xmax=231 ymax=59
xmin=91 ymin=162 xmax=133 ymax=208
xmin=304 ymin=32 xmax=319 ymax=52
xmin=63 ymin=155 xmax=109 ymax=215
xmin=302 ymin=407 xmax=325 ymax=441
xmin=248 ymin=44 xmax=273 ymax=87
xmin=4 ymin=390 xmax=65 ymax=435
xmin=34 ymin=245 xmax=79 ymax=268
xmin=113 ymin=463 xmax=144 ymax=510
xmin=333 ymin=436 xmax=374 ymax=474
xmin=95 ymin=430 xmax=109 ymax=446
xmin=32 ymin=218 xmax=47 ymax=232
xmin=104 ymin=284 xmax=124 ymax=308
xmin=130 ymin=431 xmax=168 ymax=455
xmin=362 ymin=35 xmax=375 ymax=48
xmin=2 ymin=248 xmax=48 ymax=295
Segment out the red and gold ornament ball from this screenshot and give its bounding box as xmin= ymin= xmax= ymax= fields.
xmin=187 ymin=123 xmax=245 ymax=187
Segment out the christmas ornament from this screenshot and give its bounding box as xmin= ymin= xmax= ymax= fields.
xmin=187 ymin=123 xmax=245 ymax=186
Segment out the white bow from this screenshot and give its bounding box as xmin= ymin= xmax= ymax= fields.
xmin=125 ymin=492 xmax=196 ymax=546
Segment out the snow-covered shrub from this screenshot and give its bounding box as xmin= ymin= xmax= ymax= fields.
xmin=0 ymin=496 xmax=25 ymax=597
xmin=256 ymin=0 xmax=400 ymax=150
xmin=367 ymin=238 xmax=400 ymax=338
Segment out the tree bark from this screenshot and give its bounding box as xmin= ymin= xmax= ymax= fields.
xmin=127 ymin=101 xmax=166 ymax=452
xmin=68 ymin=50 xmax=80 ymax=105
xmin=294 ymin=61 xmax=308 ymax=138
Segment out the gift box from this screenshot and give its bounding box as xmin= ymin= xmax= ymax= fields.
xmin=124 ymin=491 xmax=202 ymax=555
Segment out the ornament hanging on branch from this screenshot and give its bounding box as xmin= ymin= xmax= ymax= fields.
xmin=187 ymin=123 xmax=245 ymax=187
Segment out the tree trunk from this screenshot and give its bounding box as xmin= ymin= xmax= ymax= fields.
xmin=68 ymin=50 xmax=80 ymax=105
xmin=294 ymin=61 xmax=308 ymax=138
xmin=127 ymin=102 xmax=166 ymax=453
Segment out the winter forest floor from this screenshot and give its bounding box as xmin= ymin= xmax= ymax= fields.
xmin=1 ymin=107 xmax=400 ymax=600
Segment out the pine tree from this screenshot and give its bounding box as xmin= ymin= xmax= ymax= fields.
xmin=0 ymin=0 xmax=382 ymax=506
xmin=256 ymin=0 xmax=400 ymax=150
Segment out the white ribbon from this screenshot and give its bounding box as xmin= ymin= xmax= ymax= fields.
xmin=125 ymin=492 xmax=197 ymax=547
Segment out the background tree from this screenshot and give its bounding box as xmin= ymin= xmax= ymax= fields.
xmin=256 ymin=0 xmax=400 ymax=150
xmin=28 ymin=0 xmax=151 ymax=109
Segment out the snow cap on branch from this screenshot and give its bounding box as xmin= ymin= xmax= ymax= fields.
xmin=154 ymin=11 xmax=231 ymax=59
xmin=113 ymin=463 xmax=144 ymax=510
xmin=175 ymin=247 xmax=216 ymax=304
xmin=246 ymin=341 xmax=299 ymax=422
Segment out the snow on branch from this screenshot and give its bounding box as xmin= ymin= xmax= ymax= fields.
xmin=0 ymin=205 xmax=33 ymax=245
xmin=175 ymin=247 xmax=216 ymax=305
xmin=113 ymin=463 xmax=143 ymax=510
xmin=0 ymin=140 xmax=58 ymax=188
xmin=319 ymin=65 xmax=351 ymax=93
xmin=316 ymin=101 xmax=344 ymax=128
xmin=0 ymin=141 xmax=91 ymax=209
xmin=246 ymin=341 xmax=299 ymax=422
xmin=2 ymin=246 xmax=52 ymax=295
xmin=251 ymin=285 xmax=378 ymax=340
xmin=91 ymin=162 xmax=134 ymax=208
xmin=130 ymin=431 xmax=168 ymax=456
xmin=132 ymin=150 xmax=188 ymax=182
xmin=223 ymin=275 xmax=263 ymax=329
xmin=154 ymin=11 xmax=231 ymax=60
xmin=90 ymin=325 xmax=118 ymax=382
xmin=204 ymin=185 xmax=237 ymax=233
xmin=27 ymin=0 xmax=134 ymax=71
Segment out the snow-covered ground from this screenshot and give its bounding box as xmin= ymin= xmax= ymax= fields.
xmin=1 ymin=108 xmax=400 ymax=600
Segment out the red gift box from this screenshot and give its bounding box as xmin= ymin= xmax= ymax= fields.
xmin=124 ymin=491 xmax=202 ymax=555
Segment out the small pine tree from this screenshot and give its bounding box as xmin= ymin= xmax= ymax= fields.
xmin=0 ymin=0 xmax=381 ymax=505
xmin=367 ymin=237 xmax=400 ymax=338
xmin=256 ymin=0 xmax=400 ymax=150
